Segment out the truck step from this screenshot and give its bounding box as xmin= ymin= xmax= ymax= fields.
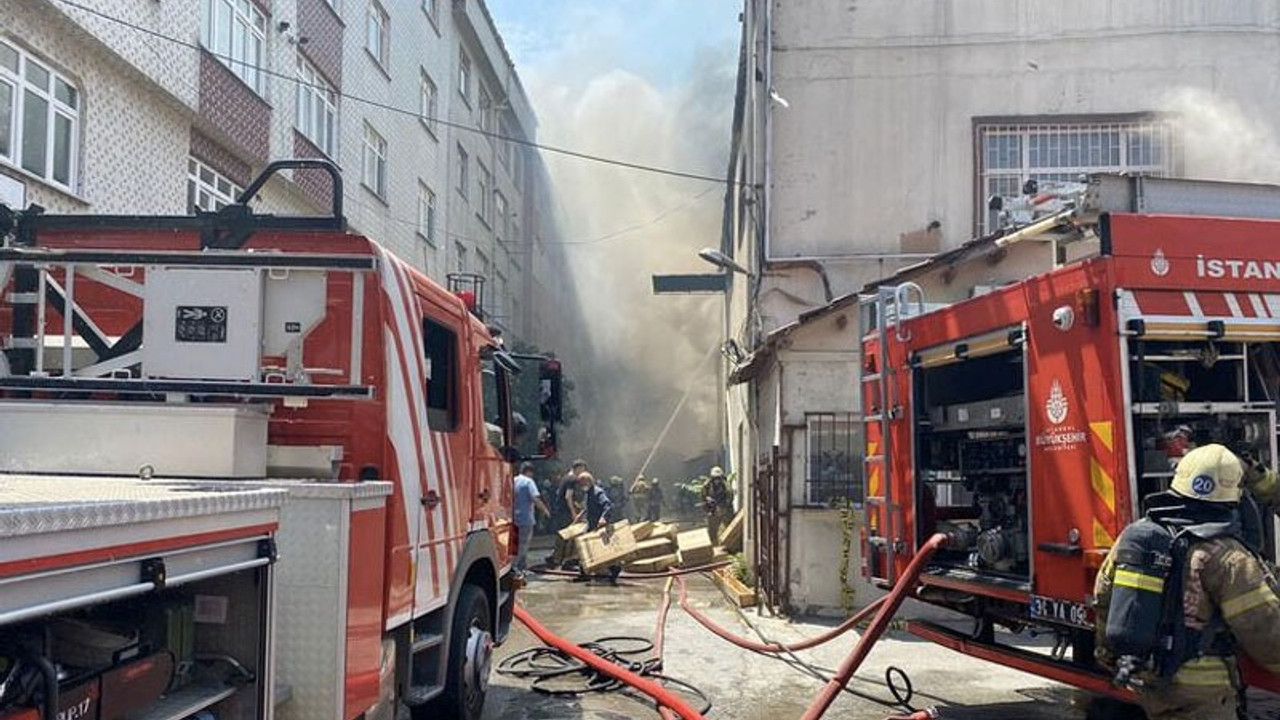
xmin=411 ymin=631 xmax=444 ymax=654
xmin=498 ymin=589 xmax=513 ymax=609
xmin=402 ymin=684 xmax=444 ymax=706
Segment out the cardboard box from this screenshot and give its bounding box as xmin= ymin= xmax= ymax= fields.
xmin=676 ymin=528 xmax=715 ymax=567
xmin=625 ymin=553 xmax=678 ymax=574
xmin=574 ymin=521 xmax=639 ymax=573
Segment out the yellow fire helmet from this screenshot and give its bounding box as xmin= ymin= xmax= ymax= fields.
xmin=1169 ymin=443 xmax=1244 ymax=504
xmin=710 ymin=466 xmax=725 ymax=478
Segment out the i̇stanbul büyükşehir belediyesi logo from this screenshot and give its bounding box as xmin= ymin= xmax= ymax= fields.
xmin=1046 ymin=379 xmax=1069 ymax=425
xmin=1151 ymin=248 xmax=1170 ymax=277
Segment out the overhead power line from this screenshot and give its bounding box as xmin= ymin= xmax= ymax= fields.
xmin=50 ymin=0 xmax=737 ymax=186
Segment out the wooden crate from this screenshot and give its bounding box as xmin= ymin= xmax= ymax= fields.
xmin=719 ymin=510 xmax=745 ymax=552
xmin=676 ymin=528 xmax=715 ymax=567
xmin=632 ymin=537 xmax=675 ymax=562
xmin=631 ymin=521 xmax=656 ymax=541
xmin=557 ymin=521 xmax=588 ymax=541
xmin=574 ymin=521 xmax=639 ymax=573
xmin=624 ymin=553 xmax=678 ymax=574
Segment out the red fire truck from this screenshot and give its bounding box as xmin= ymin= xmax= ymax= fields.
xmin=0 ymin=161 xmax=561 ymax=720
xmin=860 ymin=175 xmax=1280 ymax=695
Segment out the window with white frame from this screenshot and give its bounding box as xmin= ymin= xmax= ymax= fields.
xmin=458 ymin=47 xmax=471 ymax=104
xmin=417 ymin=182 xmax=437 ymax=245
xmin=494 ymin=191 xmax=507 ymax=243
xmin=476 ymin=249 xmax=490 ymax=282
xmin=361 ymin=122 xmax=387 ymax=198
xmin=295 ymin=55 xmax=337 ymax=156
xmin=457 ymin=143 xmax=469 ymax=200
xmin=975 ymin=116 xmax=1177 ymax=234
xmin=0 ymin=40 xmax=79 ymax=188
xmin=419 ymin=70 xmax=438 ymax=135
xmin=201 ymin=0 xmax=266 ymax=94
xmin=476 ymin=161 xmax=491 ymax=224
xmin=366 ymin=1 xmax=389 ymax=69
xmin=187 ymin=157 xmax=242 ymax=212
xmin=804 ymin=413 xmax=862 ymax=507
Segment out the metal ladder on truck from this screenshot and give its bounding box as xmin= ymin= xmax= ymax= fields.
xmin=859 ymin=283 xmax=924 ymax=586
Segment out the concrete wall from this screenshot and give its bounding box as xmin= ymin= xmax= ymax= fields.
xmin=758 ymin=0 xmax=1280 ymax=331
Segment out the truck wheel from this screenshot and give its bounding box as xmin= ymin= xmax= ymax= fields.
xmin=423 ymin=584 xmax=492 ymax=720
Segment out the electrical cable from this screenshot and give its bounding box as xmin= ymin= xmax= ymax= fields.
xmin=49 ymin=0 xmax=741 ymax=187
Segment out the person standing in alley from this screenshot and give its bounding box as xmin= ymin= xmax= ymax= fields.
xmin=629 ymin=475 xmax=650 ymax=522
xmin=646 ymin=478 xmax=664 ymax=522
xmin=512 ymin=461 xmax=549 ymax=579
xmin=546 ymin=459 xmax=587 ymax=568
xmin=575 ymin=472 xmax=622 ymax=585
xmin=703 ymin=466 xmax=733 ymax=544
xmin=607 ymin=475 xmax=629 ymax=521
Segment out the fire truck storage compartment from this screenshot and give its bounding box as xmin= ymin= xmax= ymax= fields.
xmin=142 ymin=268 xmax=264 ymax=381
xmin=1129 ymin=337 xmax=1280 ymax=505
xmin=0 ymin=401 xmax=268 ymax=478
xmin=0 ymin=479 xmax=283 ymax=720
xmin=914 ymin=345 xmax=1031 ymax=581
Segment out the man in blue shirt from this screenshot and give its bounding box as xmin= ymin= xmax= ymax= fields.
xmin=513 ymin=461 xmax=549 ymax=579
xmin=574 ymin=472 xmax=622 ymax=584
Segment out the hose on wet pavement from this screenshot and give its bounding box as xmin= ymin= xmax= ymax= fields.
xmin=505 ymin=603 xmax=711 ymax=719
xmin=510 ymin=534 xmax=949 ymax=720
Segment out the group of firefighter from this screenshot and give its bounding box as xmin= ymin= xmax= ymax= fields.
xmin=510 ymin=459 xmax=736 ymax=584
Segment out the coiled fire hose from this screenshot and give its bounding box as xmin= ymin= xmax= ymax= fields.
xmin=511 ymin=533 xmax=949 ymax=720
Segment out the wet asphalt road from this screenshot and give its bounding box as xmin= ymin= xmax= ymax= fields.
xmin=483 ymin=551 xmax=1111 ymax=720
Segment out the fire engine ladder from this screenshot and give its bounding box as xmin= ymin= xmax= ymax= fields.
xmin=859 ymin=283 xmax=924 ymax=584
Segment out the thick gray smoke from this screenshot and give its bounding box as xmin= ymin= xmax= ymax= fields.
xmin=1162 ymin=87 xmax=1280 ymax=184
xmin=522 ymin=46 xmax=737 ymax=483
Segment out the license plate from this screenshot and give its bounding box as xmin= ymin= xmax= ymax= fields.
xmin=1028 ymin=595 xmax=1094 ymax=629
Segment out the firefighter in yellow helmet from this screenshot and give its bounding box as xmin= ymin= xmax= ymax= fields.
xmin=1094 ymin=444 xmax=1280 ymax=720
xmin=703 ymin=466 xmax=733 ymax=544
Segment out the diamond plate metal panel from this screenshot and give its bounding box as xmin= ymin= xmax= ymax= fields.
xmin=0 ymin=476 xmax=287 ymax=538
xmin=275 ymin=494 xmax=348 ymax=720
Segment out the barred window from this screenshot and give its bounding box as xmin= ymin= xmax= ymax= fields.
xmin=975 ymin=116 xmax=1177 ymax=234
xmin=804 ymin=413 xmax=862 ymax=507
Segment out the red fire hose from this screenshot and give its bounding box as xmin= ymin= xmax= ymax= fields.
xmin=799 ymin=533 xmax=947 ymax=720
xmin=513 ymin=533 xmax=947 ymax=720
xmin=677 ymin=577 xmax=886 ymax=653
xmin=514 ymin=604 xmax=708 ymax=720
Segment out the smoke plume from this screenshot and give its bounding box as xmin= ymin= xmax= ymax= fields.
xmin=520 ymin=43 xmax=737 ymax=483
xmin=1162 ymin=87 xmax=1280 ymax=184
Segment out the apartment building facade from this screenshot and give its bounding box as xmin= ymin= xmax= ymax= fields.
xmin=1 ymin=0 xmax=559 ymax=342
xmin=725 ymin=0 xmax=1280 ymax=614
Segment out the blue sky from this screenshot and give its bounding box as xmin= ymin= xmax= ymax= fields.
xmin=485 ymin=0 xmax=742 ymax=91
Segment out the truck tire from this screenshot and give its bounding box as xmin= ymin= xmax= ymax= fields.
xmin=420 ymin=584 xmax=492 ymax=720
